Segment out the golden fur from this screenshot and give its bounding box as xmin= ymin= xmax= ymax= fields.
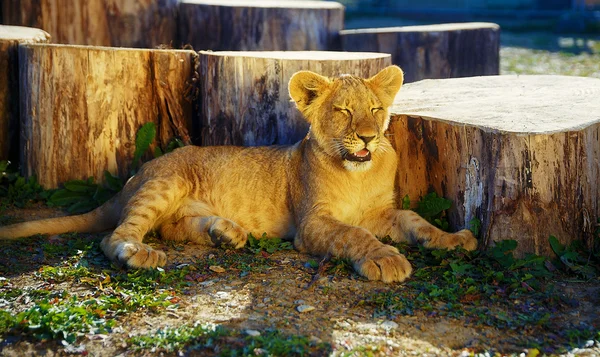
xmin=0 ymin=66 xmax=476 ymax=282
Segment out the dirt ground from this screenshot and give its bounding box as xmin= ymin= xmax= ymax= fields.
xmin=0 ymin=207 xmax=599 ymax=356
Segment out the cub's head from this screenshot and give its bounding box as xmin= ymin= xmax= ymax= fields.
xmin=289 ymin=66 xmax=403 ymax=171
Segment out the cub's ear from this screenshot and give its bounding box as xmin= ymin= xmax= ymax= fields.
xmin=366 ymin=65 xmax=404 ymax=107
xmin=288 ymin=71 xmax=331 ymax=113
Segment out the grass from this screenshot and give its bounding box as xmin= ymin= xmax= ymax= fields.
xmin=500 ymin=33 xmax=600 ymax=77
xmin=363 ymin=239 xmax=599 ymax=353
xmin=0 ymin=233 xmax=309 ymax=352
xmin=128 ymin=324 xmax=332 ymax=356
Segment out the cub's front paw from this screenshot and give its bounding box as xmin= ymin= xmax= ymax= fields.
xmin=101 ymin=237 xmax=167 ymax=268
xmin=426 ymin=229 xmax=478 ymax=251
xmin=354 ymin=245 xmax=412 ymax=283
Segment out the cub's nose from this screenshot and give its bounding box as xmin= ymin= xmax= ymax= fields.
xmin=358 ymin=135 xmax=376 ymax=144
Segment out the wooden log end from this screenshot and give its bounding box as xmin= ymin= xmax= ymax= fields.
xmin=389 ymin=75 xmax=600 ymax=256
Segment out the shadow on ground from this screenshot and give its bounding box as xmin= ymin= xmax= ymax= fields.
xmin=0 ymin=207 xmax=599 ymax=356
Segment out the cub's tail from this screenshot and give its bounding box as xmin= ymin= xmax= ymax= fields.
xmin=0 ymin=201 xmax=118 ymax=240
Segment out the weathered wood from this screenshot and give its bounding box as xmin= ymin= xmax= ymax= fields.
xmin=198 ymin=51 xmax=391 ymax=146
xmin=2 ymin=0 xmax=178 ymax=48
xmin=388 ymin=75 xmax=600 ymax=256
xmin=179 ymin=0 xmax=344 ymax=51
xmin=341 ymin=23 xmax=500 ymax=83
xmin=19 ymin=44 xmax=196 ymax=188
xmin=0 ymin=25 xmax=50 ymax=164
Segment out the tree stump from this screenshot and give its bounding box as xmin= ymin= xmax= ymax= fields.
xmin=19 ymin=44 xmax=196 ymax=189
xmin=179 ymin=0 xmax=344 ymax=51
xmin=1 ymin=0 xmax=178 ymax=48
xmin=388 ymin=75 xmax=600 ymax=256
xmin=0 ymin=25 xmax=50 ymax=164
xmin=341 ymin=23 xmax=500 ymax=83
xmin=197 ymin=51 xmax=391 ymax=146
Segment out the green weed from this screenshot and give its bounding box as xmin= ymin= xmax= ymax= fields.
xmin=549 ymin=235 xmax=598 ymax=280
xmin=128 ymin=325 xmax=332 ymax=356
xmin=0 ymin=161 xmax=46 ymax=210
xmin=8 ymin=296 xmax=116 ymax=343
xmin=247 ymin=233 xmax=294 ymax=254
xmin=46 ymin=173 xmax=122 ymax=214
xmin=405 ymin=192 xmax=452 ymax=231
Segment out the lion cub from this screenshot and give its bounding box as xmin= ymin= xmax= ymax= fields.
xmin=0 ymin=66 xmax=476 ymax=282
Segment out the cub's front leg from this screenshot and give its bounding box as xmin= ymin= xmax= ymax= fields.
xmin=296 ymin=216 xmax=413 ymax=283
xmin=360 ymin=208 xmax=478 ymax=251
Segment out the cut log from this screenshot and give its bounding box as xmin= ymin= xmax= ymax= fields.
xmin=341 ymin=23 xmax=500 ymax=83
xmin=179 ymin=0 xmax=344 ymax=51
xmin=197 ymin=51 xmax=391 ymax=146
xmin=388 ymin=75 xmax=600 ymax=256
xmin=0 ymin=25 xmax=50 ymax=164
xmin=19 ymin=43 xmax=196 ymax=188
xmin=1 ymin=0 xmax=178 ymax=48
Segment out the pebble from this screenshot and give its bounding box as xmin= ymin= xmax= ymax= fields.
xmin=199 ymin=279 xmax=218 ymax=286
xmin=381 ymin=320 xmax=398 ymax=331
xmin=245 ymin=329 xmax=261 ymax=337
xmin=214 ymin=291 xmax=230 ymax=299
xmin=336 ymin=320 xmax=351 ymax=329
xmin=296 ymin=304 xmax=315 ymax=313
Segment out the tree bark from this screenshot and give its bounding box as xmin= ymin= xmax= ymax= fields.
xmin=388 ymin=75 xmax=600 ymax=256
xmin=197 ymin=51 xmax=391 ymax=146
xmin=179 ymin=0 xmax=344 ymax=51
xmin=0 ymin=25 xmax=50 ymax=164
xmin=19 ymin=43 xmax=196 ymax=188
xmin=1 ymin=0 xmax=178 ymax=48
xmin=341 ymin=23 xmax=500 ymax=83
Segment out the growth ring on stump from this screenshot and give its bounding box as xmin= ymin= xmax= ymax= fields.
xmin=197 ymin=50 xmax=391 ymax=146
xmin=388 ymin=75 xmax=600 ymax=256
xmin=179 ymin=0 xmax=345 ymax=51
xmin=19 ymin=44 xmax=196 ymax=188
xmin=0 ymin=25 xmax=50 ymax=164
xmin=341 ymin=23 xmax=500 ymax=83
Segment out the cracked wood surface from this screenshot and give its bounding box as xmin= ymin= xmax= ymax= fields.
xmin=389 ymin=75 xmax=600 ymax=256
xmin=19 ymin=44 xmax=195 ymax=188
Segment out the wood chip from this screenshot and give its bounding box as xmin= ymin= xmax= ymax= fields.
xmin=209 ymin=265 xmax=226 ymax=273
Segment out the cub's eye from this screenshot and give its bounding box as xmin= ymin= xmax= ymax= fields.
xmin=334 ymin=106 xmax=351 ymax=116
xmin=371 ymin=107 xmax=384 ymax=115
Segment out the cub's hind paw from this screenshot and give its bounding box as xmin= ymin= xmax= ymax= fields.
xmin=354 ymin=245 xmax=412 ymax=283
xmin=102 ymin=238 xmax=167 ymax=268
xmin=208 ymin=219 xmax=248 ymax=249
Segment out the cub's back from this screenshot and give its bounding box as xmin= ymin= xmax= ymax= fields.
xmin=142 ymin=145 xmax=297 ymax=238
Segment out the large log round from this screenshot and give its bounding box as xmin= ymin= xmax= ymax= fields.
xmin=179 ymin=0 xmax=344 ymax=51
xmin=198 ymin=51 xmax=391 ymax=146
xmin=0 ymin=25 xmax=50 ymax=164
xmin=341 ymin=23 xmax=500 ymax=83
xmin=19 ymin=44 xmax=196 ymax=188
xmin=2 ymin=0 xmax=178 ymax=48
xmin=388 ymin=75 xmax=600 ymax=256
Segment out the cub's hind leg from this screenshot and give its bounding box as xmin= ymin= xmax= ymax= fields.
xmin=159 ymin=216 xmax=249 ymax=249
xmin=101 ymin=178 xmax=185 ymax=268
